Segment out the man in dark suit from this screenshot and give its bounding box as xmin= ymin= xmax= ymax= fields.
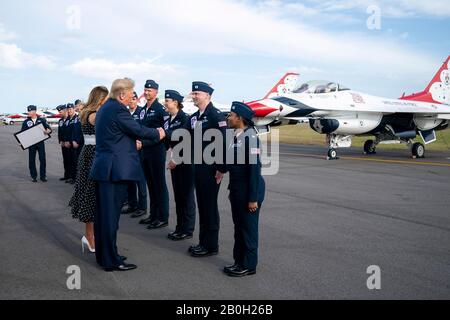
xmin=90 ymin=78 xmax=165 ymax=272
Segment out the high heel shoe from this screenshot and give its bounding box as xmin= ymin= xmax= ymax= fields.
xmin=81 ymin=236 xmax=95 ymax=253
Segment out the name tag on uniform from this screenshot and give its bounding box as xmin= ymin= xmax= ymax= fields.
xmin=218 ymin=121 xmax=227 ymax=128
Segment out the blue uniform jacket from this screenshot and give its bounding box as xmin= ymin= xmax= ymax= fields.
xmin=220 ymin=127 xmax=265 ymax=204
xmin=21 ymin=117 xmax=52 ymax=134
xmin=61 ymin=116 xmax=72 ymax=142
xmin=163 ymin=111 xmax=189 ymax=150
xmin=90 ymin=98 xmax=161 ymax=182
xmin=58 ymin=117 xmax=66 ymax=143
xmin=71 ymin=115 xmax=84 ymax=145
xmin=140 ymin=99 xmax=169 ymax=148
xmin=185 ymin=102 xmax=228 ymax=165
xmin=131 ymin=106 xmax=143 ymax=122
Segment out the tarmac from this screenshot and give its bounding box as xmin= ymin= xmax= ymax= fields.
xmin=1 ymin=125 xmax=450 ymax=300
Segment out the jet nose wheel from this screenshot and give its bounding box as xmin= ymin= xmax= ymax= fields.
xmin=327 ymin=148 xmax=339 ymax=160
xmin=412 ymin=142 xmax=425 ymax=159
xmin=363 ymin=140 xmax=377 ymax=155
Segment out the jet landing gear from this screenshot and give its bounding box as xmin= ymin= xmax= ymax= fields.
xmin=363 ymin=140 xmax=377 ymax=155
xmin=411 ymin=142 xmax=425 ymax=159
xmin=327 ymin=148 xmax=339 ymax=160
xmin=326 ymin=134 xmax=352 ymax=160
xmin=365 ymin=135 xmax=426 ymax=159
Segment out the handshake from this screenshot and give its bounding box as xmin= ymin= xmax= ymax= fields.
xmin=157 ymin=127 xmax=166 ymax=140
xmin=136 ymin=127 xmax=166 ymax=151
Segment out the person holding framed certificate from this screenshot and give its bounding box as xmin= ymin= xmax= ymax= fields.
xmin=19 ymin=105 xmax=52 ymax=182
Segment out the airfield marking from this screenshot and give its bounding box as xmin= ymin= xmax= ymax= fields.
xmin=277 ymin=152 xmax=450 ymax=167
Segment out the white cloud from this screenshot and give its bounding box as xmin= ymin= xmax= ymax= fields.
xmin=0 ymin=23 xmax=17 ymax=41
xmin=400 ymin=0 xmax=450 ymax=17
xmin=0 ymin=43 xmax=56 ymax=70
xmin=66 ymin=57 xmax=180 ymax=81
xmin=47 ymin=0 xmax=433 ymax=72
xmin=311 ymin=0 xmax=450 ymax=18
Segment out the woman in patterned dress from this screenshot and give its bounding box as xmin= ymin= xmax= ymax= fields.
xmin=69 ymin=86 xmax=109 ymax=253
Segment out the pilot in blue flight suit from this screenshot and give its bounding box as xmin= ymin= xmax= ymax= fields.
xmin=90 ymin=79 xmax=164 ymax=272
xmin=138 ymin=80 xmax=170 ymax=230
xmin=164 ymin=90 xmax=196 ymax=241
xmin=186 ymin=82 xmax=228 ymax=257
xmin=122 ymin=92 xmax=148 ymax=218
xmin=217 ymin=102 xmax=265 ymax=277
xmin=57 ymin=104 xmax=70 ymax=181
xmin=21 ymin=105 xmax=52 ymax=182
xmin=68 ymin=103 xmax=84 ymax=183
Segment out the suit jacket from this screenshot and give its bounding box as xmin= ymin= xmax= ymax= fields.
xmin=90 ymin=98 xmax=160 ymax=182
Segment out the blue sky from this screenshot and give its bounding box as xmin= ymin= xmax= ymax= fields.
xmin=0 ymin=0 xmax=449 ymax=114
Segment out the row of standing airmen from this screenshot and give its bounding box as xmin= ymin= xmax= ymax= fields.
xmin=57 ymin=102 xmax=85 ymax=184
xmin=120 ymin=80 xmax=266 ymax=277
xmin=22 ymin=80 xmax=265 ymax=277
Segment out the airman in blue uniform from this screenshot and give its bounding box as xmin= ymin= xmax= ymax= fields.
xmin=186 ymin=82 xmax=228 ymax=257
xmin=57 ymin=104 xmax=70 ymax=181
xmin=138 ymin=80 xmax=170 ymax=229
xmin=122 ymin=92 xmax=148 ymax=218
xmin=164 ymin=90 xmax=196 ymax=241
xmin=69 ymin=103 xmax=84 ymax=183
xmin=218 ymin=102 xmax=265 ymax=277
xmin=21 ymin=105 xmax=52 ymax=182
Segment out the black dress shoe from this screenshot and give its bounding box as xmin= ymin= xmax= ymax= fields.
xmin=139 ymin=217 xmax=154 ymax=225
xmin=227 ymin=266 xmax=256 ymax=277
xmin=130 ymin=209 xmax=146 ymax=218
xmin=190 ymin=247 xmax=218 ymax=257
xmin=104 ymin=263 xmax=137 ymax=272
xmin=168 ymin=231 xmax=180 ymax=240
xmin=147 ymin=221 xmax=168 ymax=229
xmin=188 ymin=244 xmax=202 ymax=253
xmin=31 ymin=178 xmax=37 ymax=183
xmin=223 ymin=263 xmax=239 ymax=274
xmin=40 ymin=177 xmax=47 ymax=182
xmin=121 ymin=206 xmax=136 ymax=214
xmin=59 ymin=177 xmax=68 ymax=181
xmin=173 ymin=233 xmax=193 ymax=241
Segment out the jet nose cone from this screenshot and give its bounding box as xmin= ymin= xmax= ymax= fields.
xmin=247 ymin=100 xmax=278 ymax=118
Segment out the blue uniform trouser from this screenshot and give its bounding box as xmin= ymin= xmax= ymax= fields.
xmin=230 ymin=189 xmax=261 ymax=270
xmin=28 ymin=142 xmax=46 ymax=179
xmin=143 ymin=143 xmax=169 ymax=223
xmin=94 ymin=181 xmax=128 ymax=268
xmin=194 ymin=164 xmax=221 ymax=251
xmin=61 ymin=147 xmax=70 ymax=179
xmin=171 ymin=164 xmax=196 ymax=234
xmin=127 ymin=175 xmax=148 ymax=210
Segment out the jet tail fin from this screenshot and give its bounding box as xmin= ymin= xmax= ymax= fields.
xmin=264 ymin=72 xmax=299 ymax=99
xmin=401 ymin=56 xmax=450 ymax=105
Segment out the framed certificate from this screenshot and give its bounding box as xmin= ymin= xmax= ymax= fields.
xmin=14 ymin=123 xmax=51 ymax=150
